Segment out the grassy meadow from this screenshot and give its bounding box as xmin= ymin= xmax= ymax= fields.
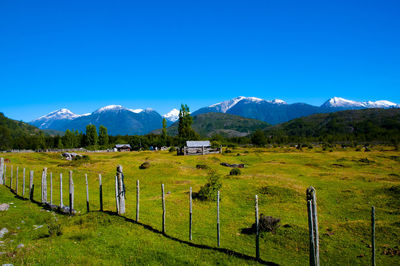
xmin=0 ymin=146 xmax=399 ymax=265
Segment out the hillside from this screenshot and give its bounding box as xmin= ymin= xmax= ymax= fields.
xmin=264 ymin=108 xmax=400 ymax=143
xmin=0 ymin=112 xmax=42 ymax=150
xmin=155 ymin=112 xmax=269 ymax=137
xmin=1 ymin=148 xmax=399 ymax=264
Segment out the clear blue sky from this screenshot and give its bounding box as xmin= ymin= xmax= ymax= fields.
xmin=1 ymin=0 xmax=399 ymax=121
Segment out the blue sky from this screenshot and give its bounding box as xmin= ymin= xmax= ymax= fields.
xmin=1 ymin=0 xmax=399 ymax=121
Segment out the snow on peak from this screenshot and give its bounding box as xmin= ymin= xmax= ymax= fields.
xmin=322 ymin=97 xmax=399 ymax=108
xmin=270 ymin=99 xmax=287 ymax=104
xmin=94 ymin=105 xmax=126 ymax=113
xmin=163 ymin=108 xmax=180 ymax=122
xmin=208 ymin=96 xmax=286 ymax=113
xmin=129 ymin=108 xmax=144 ymax=113
xmin=35 ymin=108 xmax=79 ymax=121
xmin=364 ymin=100 xmax=398 ymax=108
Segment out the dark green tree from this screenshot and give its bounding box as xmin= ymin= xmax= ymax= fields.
xmin=178 ymin=104 xmax=199 ymax=146
xmin=85 ymin=124 xmax=98 ymax=148
xmin=251 ymin=130 xmax=267 ymax=146
xmin=98 ymin=125 xmax=109 ymax=148
xmin=63 ymin=129 xmax=75 ymax=148
xmin=161 ymin=118 xmax=167 ymax=146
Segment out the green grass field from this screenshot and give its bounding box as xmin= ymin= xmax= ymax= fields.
xmin=1 ymin=147 xmax=399 ymax=265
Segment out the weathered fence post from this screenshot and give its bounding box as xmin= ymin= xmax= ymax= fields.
xmin=69 ymin=171 xmax=74 ymax=215
xmin=371 ymin=206 xmax=375 ymax=266
xmin=136 ymin=180 xmax=139 ymax=222
xmin=189 ymin=187 xmax=192 ymax=240
xmin=117 ymin=165 xmax=125 ymax=215
xmin=0 ymin=158 xmax=4 ymax=185
xmin=162 ymin=183 xmax=165 ymax=234
xmin=50 ymin=172 xmax=53 ymax=205
xmin=16 ymin=167 xmax=19 ymax=194
xmin=307 ymin=200 xmax=316 ymax=266
xmin=22 ymin=168 xmax=26 ymax=198
xmin=255 ymin=195 xmax=260 ymax=259
xmin=29 ymin=170 xmax=34 ymax=201
xmin=60 ymin=173 xmax=63 ymax=207
xmin=85 ymin=174 xmax=90 ymax=212
xmin=99 ymin=174 xmax=103 ymax=211
xmin=217 ymin=190 xmax=220 ymax=247
xmin=3 ymin=164 xmax=6 ymax=186
xmin=41 ymin=168 xmax=47 ymax=204
xmin=307 ymin=186 xmax=319 ymax=266
xmin=115 ymin=175 xmax=119 ymax=214
xmin=10 ymin=165 xmax=13 ymax=189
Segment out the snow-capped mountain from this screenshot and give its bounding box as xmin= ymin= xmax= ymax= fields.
xmin=163 ymin=108 xmax=180 ymax=123
xmin=321 ymin=97 xmax=399 ymax=109
xmin=30 ymin=105 xmax=163 ymax=135
xmin=193 ymin=96 xmax=399 ymax=125
xmin=30 ymin=108 xmax=83 ymax=130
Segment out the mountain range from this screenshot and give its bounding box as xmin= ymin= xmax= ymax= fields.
xmin=29 ymin=97 xmax=399 ymax=135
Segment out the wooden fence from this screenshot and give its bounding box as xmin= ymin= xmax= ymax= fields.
xmin=0 ymin=157 xmax=378 ymax=265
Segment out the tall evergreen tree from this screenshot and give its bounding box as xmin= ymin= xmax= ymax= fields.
xmin=161 ymin=118 xmax=167 ymax=146
xmin=99 ymin=125 xmax=109 ymax=148
xmin=86 ymin=124 xmax=98 ymax=147
xmin=178 ymin=104 xmax=199 ymax=146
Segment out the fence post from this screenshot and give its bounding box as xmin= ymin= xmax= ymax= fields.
xmin=162 ymin=183 xmax=165 ymax=234
xmin=50 ymin=172 xmax=53 ymax=205
xmin=307 ymin=200 xmax=316 ymax=266
xmin=22 ymin=168 xmax=26 ymax=198
xmin=217 ymin=190 xmax=220 ymax=247
xmin=307 ymin=186 xmax=319 ymax=266
xmin=41 ymin=168 xmax=47 ymax=204
xmin=117 ymin=165 xmax=125 ymax=215
xmin=371 ymin=206 xmax=375 ymax=266
xmin=189 ymin=187 xmax=192 ymax=240
xmin=85 ymin=174 xmax=90 ymax=212
xmin=115 ymin=175 xmax=119 ymax=214
xmin=0 ymin=158 xmax=3 ymax=185
xmin=69 ymin=170 xmax=74 ymax=215
xmin=60 ymin=173 xmax=63 ymax=207
xmin=29 ymin=170 xmax=34 ymax=201
xmin=136 ymin=180 xmax=139 ymax=222
xmin=10 ymin=165 xmax=13 ymax=189
xmin=99 ymin=174 xmax=103 ymax=211
xmin=255 ymin=195 xmax=260 ymax=259
xmin=16 ymin=167 xmax=19 ymax=194
xmin=4 ymin=164 xmax=6 ymax=186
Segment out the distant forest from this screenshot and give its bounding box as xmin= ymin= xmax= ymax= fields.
xmin=1 ymin=108 xmax=399 ymax=151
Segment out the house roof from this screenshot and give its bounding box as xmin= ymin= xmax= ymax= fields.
xmin=115 ymin=144 xmax=132 ymax=148
xmin=186 ymin=141 xmax=211 ymax=147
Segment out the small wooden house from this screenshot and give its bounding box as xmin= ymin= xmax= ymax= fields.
xmin=115 ymin=144 xmax=132 ymax=152
xmin=183 ymin=141 xmax=221 ymax=155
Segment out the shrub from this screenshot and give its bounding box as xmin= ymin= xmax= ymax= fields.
xmin=47 ymin=216 xmax=63 ymax=237
xmin=168 ymin=147 xmax=176 ymax=153
xmin=252 ymin=214 xmax=281 ymax=234
xmin=230 ymin=168 xmax=241 ymax=176
xmin=196 ymin=164 xmax=208 ymax=169
xmin=224 ymin=149 xmax=232 ymax=154
xmin=139 ymin=162 xmax=150 ymax=169
xmin=196 ymin=170 xmax=222 ymax=201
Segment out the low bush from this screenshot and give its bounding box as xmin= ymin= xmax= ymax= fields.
xmin=230 ymin=168 xmax=241 ymax=175
xmin=139 ymin=162 xmax=151 ymax=169
xmin=196 ymin=164 xmax=208 ymax=169
xmin=254 ymin=214 xmax=281 ymax=234
xmin=168 ymin=147 xmax=176 ymax=153
xmin=47 ymin=216 xmax=63 ymax=237
xmin=195 ymin=170 xmax=222 ymax=201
